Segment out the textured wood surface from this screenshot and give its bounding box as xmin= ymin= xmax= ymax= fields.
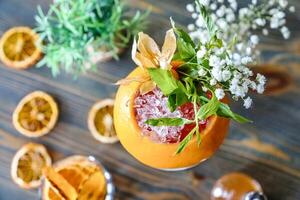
xmin=0 ymin=0 xmax=300 ymax=199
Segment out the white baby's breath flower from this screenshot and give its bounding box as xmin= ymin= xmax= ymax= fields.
xmin=199 ymin=0 xmax=210 ymax=6
xmin=279 ymin=0 xmax=288 ymax=8
xmin=197 ymin=48 xmax=206 ymax=59
xmin=215 ymin=88 xmax=225 ymax=100
xmin=212 ymin=66 xmax=223 ymax=81
xmin=192 ymin=13 xmax=198 ymax=19
xmin=243 ymin=97 xmax=253 ymax=109
xmin=202 ymin=86 xmax=208 ymax=92
xmin=186 ymin=4 xmax=194 ymax=12
xmin=210 ymin=3 xmax=217 ymax=10
xmin=255 ymin=18 xmax=266 ymax=26
xmin=281 ymin=26 xmax=290 ymax=39
xmin=256 ymin=84 xmax=265 ymax=94
xmin=188 ymin=24 xmax=195 ymax=31
xmin=256 ymin=74 xmax=266 ymax=85
xmin=210 ymin=79 xmax=217 ymax=86
xmin=241 ymin=56 xmax=252 ymax=65
xmin=289 ymin=6 xmax=295 ymax=12
xmin=198 ymin=68 xmax=207 ymax=77
xmin=222 ymin=70 xmax=231 ymax=81
xmin=262 ymin=29 xmax=269 ymax=35
xmin=250 ymin=35 xmax=259 ymax=45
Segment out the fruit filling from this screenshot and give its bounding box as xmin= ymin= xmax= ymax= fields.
xmin=134 ymin=87 xmax=208 ymax=143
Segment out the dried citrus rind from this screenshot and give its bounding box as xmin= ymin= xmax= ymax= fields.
xmin=78 ymin=171 xmax=107 ymax=200
xmin=13 ymin=91 xmax=59 ymax=137
xmin=11 ymin=143 xmax=51 ymax=189
xmin=0 ymin=26 xmax=42 ymax=69
xmin=88 ymin=99 xmax=119 ymax=144
xmin=42 ymin=155 xmax=107 ymax=200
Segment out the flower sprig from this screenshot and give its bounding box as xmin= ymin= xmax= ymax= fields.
xmin=186 ymin=0 xmax=295 ymax=61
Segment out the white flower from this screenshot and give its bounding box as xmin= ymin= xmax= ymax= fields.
xmin=255 ymin=18 xmax=266 ymax=26
xmin=209 ymin=55 xmax=221 ymax=67
xmin=197 ymin=48 xmax=206 ymax=59
xmin=198 ymin=68 xmax=207 ymax=77
xmin=281 ymin=26 xmax=290 ymax=39
xmin=215 ymin=88 xmax=225 ymax=100
xmin=252 ymin=0 xmax=257 ymax=5
xmin=289 ymin=6 xmax=295 ymax=13
xmin=199 ymin=0 xmax=210 ymax=6
xmin=256 ymin=73 xmax=266 ymax=85
xmin=216 ymin=5 xmax=226 ymax=17
xmin=192 ymin=13 xmax=198 ymax=19
xmin=216 ymin=18 xmax=228 ymax=30
xmin=196 ymin=17 xmax=205 ymax=27
xmin=243 ymin=97 xmax=252 ymax=109
xmin=279 ymin=0 xmax=288 ymax=8
xmin=188 ymin=24 xmax=195 ymax=31
xmin=250 ymin=35 xmax=259 ymax=45
xmin=262 ymin=29 xmax=269 ymax=35
xmin=241 ymin=56 xmax=252 ymax=65
xmin=256 ymin=84 xmax=265 ymax=94
xmin=222 ymin=70 xmax=231 ymax=81
xmin=210 ymin=79 xmax=217 ymax=86
xmin=210 ymin=3 xmax=217 ymax=10
xmin=212 ymin=66 xmax=223 ymax=81
xmin=186 ymin=4 xmax=194 ymax=12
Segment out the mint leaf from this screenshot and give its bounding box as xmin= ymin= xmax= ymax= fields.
xmin=197 ymin=95 xmax=220 ymax=120
xmin=175 ymin=38 xmax=196 ymax=61
xmin=175 ymin=126 xmax=197 ymax=154
xmin=145 ymin=118 xmax=191 ymax=127
xmin=167 ymin=88 xmax=189 ymax=112
xmin=147 ymin=68 xmax=178 ymax=95
xmin=217 ymin=103 xmax=252 ymax=123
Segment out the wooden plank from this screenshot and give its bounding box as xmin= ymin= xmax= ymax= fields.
xmin=0 ymin=0 xmax=299 ymax=199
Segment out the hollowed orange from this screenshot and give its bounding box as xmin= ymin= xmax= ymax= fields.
xmin=114 ymin=67 xmax=230 ymax=170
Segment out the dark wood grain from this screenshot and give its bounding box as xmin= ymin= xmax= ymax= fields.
xmin=0 ymin=0 xmax=300 ymax=200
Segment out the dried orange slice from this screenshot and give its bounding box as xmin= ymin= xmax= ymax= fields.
xmin=43 ymin=166 xmax=78 ymax=200
xmin=11 ymin=143 xmax=51 ymax=189
xmin=13 ymin=91 xmax=59 ymax=137
xmin=0 ymin=26 xmax=42 ymax=69
xmin=42 ymin=179 xmax=66 ymax=200
xmin=88 ymin=99 xmax=119 ymax=143
xmin=42 ymin=155 xmax=107 ymax=200
xmin=78 ymin=171 xmax=107 ymax=200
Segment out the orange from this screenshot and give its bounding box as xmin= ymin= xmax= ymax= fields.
xmin=88 ymin=99 xmax=118 ymax=144
xmin=11 ymin=143 xmax=51 ymax=189
xmin=0 ymin=26 xmax=42 ymax=69
xmin=13 ymin=91 xmax=59 ymax=137
xmin=114 ymin=67 xmax=230 ymax=170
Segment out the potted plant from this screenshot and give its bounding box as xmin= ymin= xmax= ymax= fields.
xmin=113 ymin=3 xmax=266 ymax=170
xmin=35 ymin=0 xmax=148 ymax=76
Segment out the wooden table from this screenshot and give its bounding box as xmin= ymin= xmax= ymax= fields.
xmin=0 ymin=0 xmax=299 ymax=199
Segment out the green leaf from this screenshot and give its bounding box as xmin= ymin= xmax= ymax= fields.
xmin=196 ymin=95 xmax=220 ymax=120
xmin=167 ymin=88 xmax=189 ymax=112
xmin=175 ymin=126 xmax=197 ymax=154
xmin=195 ymin=0 xmax=216 ymax=36
xmin=145 ymin=118 xmax=191 ymax=127
xmin=217 ymin=103 xmax=252 ymax=123
xmin=147 ymin=68 xmax=178 ymax=95
xmin=175 ymin=38 xmax=196 ymax=61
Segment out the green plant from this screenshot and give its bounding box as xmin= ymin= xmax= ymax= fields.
xmin=35 ymin=0 xmax=148 ymax=76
